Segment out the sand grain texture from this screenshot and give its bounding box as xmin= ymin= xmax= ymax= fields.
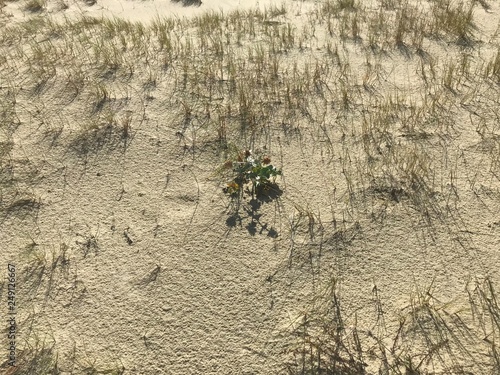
xmin=1 ymin=0 xmax=500 ymax=373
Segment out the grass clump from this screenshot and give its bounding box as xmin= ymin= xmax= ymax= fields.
xmin=0 ymin=340 xmax=59 ymax=374
xmin=171 ymin=0 xmax=202 ymax=7
xmin=430 ymin=0 xmax=476 ymax=45
xmin=23 ymin=0 xmax=46 ymax=12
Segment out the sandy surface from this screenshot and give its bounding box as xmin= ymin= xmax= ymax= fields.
xmin=1 ymin=0 xmax=500 ymax=373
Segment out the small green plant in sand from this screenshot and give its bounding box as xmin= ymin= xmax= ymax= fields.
xmin=222 ymin=149 xmax=281 ymax=197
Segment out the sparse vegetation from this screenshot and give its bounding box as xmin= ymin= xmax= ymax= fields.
xmin=222 ymin=149 xmax=281 ymax=197
xmin=23 ymin=0 xmax=46 ymax=12
xmin=285 ymin=276 xmax=500 ymax=374
xmin=1 ymin=0 xmax=500 ymax=372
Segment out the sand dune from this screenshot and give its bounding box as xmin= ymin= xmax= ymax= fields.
xmin=1 ymin=0 xmax=500 ymax=373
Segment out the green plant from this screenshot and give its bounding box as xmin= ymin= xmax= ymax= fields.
xmin=222 ymin=149 xmax=281 ymax=197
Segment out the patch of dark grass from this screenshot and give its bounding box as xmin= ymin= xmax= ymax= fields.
xmin=171 ymin=0 xmax=201 ymax=7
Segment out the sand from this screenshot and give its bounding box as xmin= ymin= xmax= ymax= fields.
xmin=1 ymin=0 xmax=500 ymax=373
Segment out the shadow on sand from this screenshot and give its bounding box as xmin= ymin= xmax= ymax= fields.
xmin=225 ymin=183 xmax=282 ymax=237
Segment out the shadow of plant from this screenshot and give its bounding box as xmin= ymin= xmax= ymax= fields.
xmin=226 ymin=183 xmax=282 ymax=237
xmin=221 ymin=149 xmax=283 ymax=236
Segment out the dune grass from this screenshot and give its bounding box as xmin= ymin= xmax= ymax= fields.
xmin=284 ymin=275 xmax=500 ymax=374
xmin=1 ymin=0 xmax=500 ymax=372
